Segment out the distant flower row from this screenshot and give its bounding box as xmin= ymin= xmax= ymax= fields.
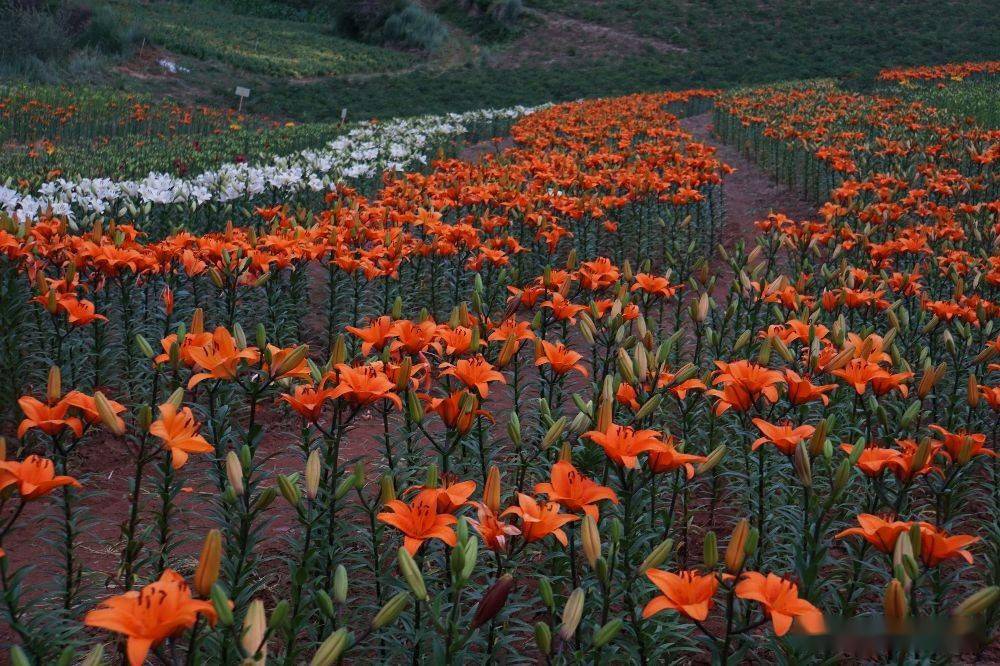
xmin=878 ymin=59 xmax=1000 ymax=83
xmin=0 ymin=105 xmax=539 ymax=226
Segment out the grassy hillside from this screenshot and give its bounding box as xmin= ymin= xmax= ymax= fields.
xmin=4 ymin=0 xmax=998 ymax=123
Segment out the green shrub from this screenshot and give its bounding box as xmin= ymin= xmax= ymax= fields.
xmin=74 ymin=4 xmax=137 ymax=54
xmin=382 ymin=3 xmax=448 ymax=52
xmin=487 ymin=0 xmax=522 ymax=26
xmin=0 ymin=6 xmax=69 ymax=63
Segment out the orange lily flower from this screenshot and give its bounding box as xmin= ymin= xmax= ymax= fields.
xmin=870 ymin=370 xmax=912 ymax=397
xmin=469 ymin=503 xmax=520 ymax=553
xmin=642 ymin=569 xmax=718 ymax=621
xmin=60 ymin=296 xmax=106 ymax=326
xmin=841 ymin=444 xmax=900 ymax=477
xmin=917 ymin=523 xmax=979 ymax=566
xmin=413 ymin=474 xmax=477 ymax=514
xmin=435 ymin=325 xmax=474 ymax=356
xmin=0 ymin=455 xmax=80 ymax=499
xmin=535 ymin=340 xmax=588 ymax=377
xmin=831 ymin=358 xmax=890 ymax=395
xmin=534 ymin=461 xmax=618 ymax=519
xmin=280 ymin=385 xmax=334 ymax=422
xmin=631 ymin=273 xmax=680 ymax=299
xmin=63 ymin=390 xmax=126 ymax=432
xmin=501 ymin=493 xmax=578 ymax=545
xmin=928 ymin=425 xmax=994 ymax=462
xmin=149 ymin=403 xmax=213 ymax=469
xmin=541 ymin=293 xmax=588 ymax=323
xmin=390 ymin=319 xmax=438 ymax=356
xmin=647 ymin=436 xmax=708 ymax=478
xmin=346 ymin=315 xmax=396 ymax=356
xmin=439 ymin=355 xmax=506 ymax=398
xmin=751 ymin=419 xmax=815 ymax=456
xmin=187 ymin=327 xmax=260 ymax=388
xmin=327 ymin=363 xmax=402 ymax=409
xmin=377 ymin=488 xmax=458 ymax=555
xmin=706 ymin=360 xmax=784 ymax=414
xmin=585 ymin=423 xmax=669 ymax=469
xmin=835 ymin=514 xmax=913 ymax=553
xmin=734 ymin=572 xmax=825 ymax=636
xmin=782 ymin=370 xmax=837 ymax=406
xmin=264 ymin=344 xmax=311 ymax=381
xmin=424 ymin=389 xmax=485 ymax=435
xmin=84 ymin=569 xmax=217 ymax=666
xmin=17 ymin=395 xmax=83 ymax=438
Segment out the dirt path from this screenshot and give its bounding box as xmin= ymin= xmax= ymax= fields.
xmin=523 ymin=8 xmax=687 ymax=55
xmin=680 ymin=112 xmax=816 ymax=248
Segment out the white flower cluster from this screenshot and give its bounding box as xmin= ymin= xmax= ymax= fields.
xmin=0 ymin=104 xmax=540 ymax=224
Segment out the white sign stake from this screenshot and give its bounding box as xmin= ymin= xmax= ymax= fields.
xmin=235 ymin=86 xmax=251 ymax=112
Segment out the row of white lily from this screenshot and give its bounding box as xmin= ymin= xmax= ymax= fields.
xmin=0 ymin=104 xmax=541 ymax=226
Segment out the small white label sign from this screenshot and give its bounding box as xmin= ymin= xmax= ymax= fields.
xmin=235 ymin=86 xmax=251 ymax=98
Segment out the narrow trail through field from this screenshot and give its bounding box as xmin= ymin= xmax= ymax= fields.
xmin=680 ymin=112 xmax=816 ymax=247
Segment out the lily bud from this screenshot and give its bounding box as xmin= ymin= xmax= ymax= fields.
xmin=425 ymin=464 xmax=439 ymax=489
xmin=484 ymin=466 xmax=501 ymax=513
xmin=394 ymin=357 xmax=412 ymax=392
xmin=967 ymin=373 xmax=980 ymax=408
xmin=333 ymin=565 xmax=348 ymax=604
xmin=953 ymin=586 xmax=1000 ymax=617
xmin=211 ymin=584 xmax=233 ymax=625
xmin=559 ymin=588 xmax=585 ymax=641
xmin=744 ymin=527 xmax=759 ymax=559
xmin=194 ymin=529 xmax=222 ymax=598
xmin=79 ymin=644 xmax=104 ymax=666
xmin=310 ymin=628 xmax=351 ymax=666
xmin=581 ymin=515 xmax=601 ymax=569
xmin=9 ymin=646 xmax=30 ymax=666
xmin=274 ymin=345 xmax=309 ymax=379
xmin=371 ymin=592 xmax=410 ymax=629
xmin=909 ymin=438 xmax=931 ymax=473
xmin=703 ymin=531 xmax=718 ymax=568
xmin=884 ymin=579 xmax=908 ymax=633
xmin=241 ymin=599 xmax=267 ymax=664
xmin=330 ymin=335 xmax=346 ymax=366
xmin=406 ymin=390 xmax=424 ymax=423
xmin=268 ymin=600 xmax=290 ymax=631
xmin=278 ymin=474 xmax=301 ymax=507
xmin=538 ymin=577 xmax=554 ymax=610
xmin=808 ymin=420 xmax=828 ymax=456
xmin=497 ymin=334 xmax=519 ymax=368
xmin=507 ymin=412 xmax=522 ymax=447
xmin=542 ymin=417 xmax=566 ymax=449
xmin=136 ymin=334 xmax=155 ymax=359
xmin=639 ymin=538 xmax=675 ymax=573
xmin=695 ymin=446 xmax=726 ymax=475
xmin=593 ymin=618 xmax=623 ymax=648
xmin=305 ymin=450 xmax=321 ymax=500
xmin=397 ymin=547 xmax=427 ymax=601
xmin=379 ymin=474 xmax=396 ymax=505
xmin=793 ymin=443 xmax=812 ymax=488
xmin=725 ymin=519 xmax=750 ymax=573
xmin=94 ymin=391 xmax=125 ymax=436
xmin=534 ymin=622 xmax=552 ymax=655
xmin=47 ymin=365 xmax=61 ymax=404
xmin=832 ymin=459 xmax=852 ymax=497
xmin=226 ymin=451 xmax=244 ymax=496
xmin=595 ymin=397 xmax=613 ymax=433
xmin=471 ymin=574 xmax=514 ymax=628
xmin=917 ymin=363 xmax=946 ymax=399
xmin=634 ymin=394 xmax=662 ymax=422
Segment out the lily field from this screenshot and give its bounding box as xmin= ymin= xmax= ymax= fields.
xmin=0 ymin=58 xmax=998 ymax=664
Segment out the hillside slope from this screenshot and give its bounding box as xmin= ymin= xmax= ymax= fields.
xmin=4 ymin=0 xmax=1000 ymax=121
